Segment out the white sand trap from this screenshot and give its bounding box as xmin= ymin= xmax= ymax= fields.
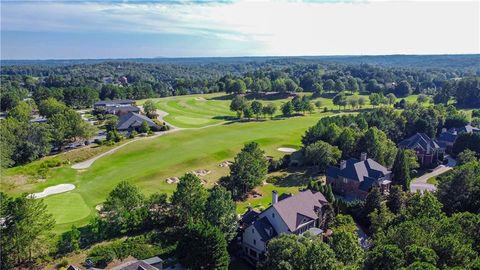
xmin=29 ymin=184 xmax=75 ymax=199
xmin=277 ymin=147 xmax=297 ymax=153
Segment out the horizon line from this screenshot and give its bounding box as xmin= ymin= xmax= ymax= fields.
xmin=2 ymin=53 xmax=480 ymax=62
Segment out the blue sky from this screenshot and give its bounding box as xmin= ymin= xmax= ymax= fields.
xmin=1 ymin=0 xmax=479 ymax=59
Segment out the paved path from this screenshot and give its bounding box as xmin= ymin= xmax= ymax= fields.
xmin=71 ymin=109 xmax=231 ymax=170
xmin=410 ymin=155 xmax=456 ymax=192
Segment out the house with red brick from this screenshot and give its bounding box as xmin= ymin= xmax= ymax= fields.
xmin=398 ymin=133 xmax=444 ymax=167
xmin=326 ymin=153 xmax=392 ymax=199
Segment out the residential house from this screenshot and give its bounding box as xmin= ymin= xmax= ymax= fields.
xmin=240 ymin=190 xmax=328 ymax=261
xmin=93 ymin=99 xmax=135 ymax=109
xmin=326 ymin=153 xmax=392 ymax=199
xmin=72 ymin=256 xmax=163 ymax=270
xmin=105 ymin=105 xmax=140 ymax=116
xmin=438 ymin=125 xmax=480 ymax=152
xmin=398 ymin=133 xmax=444 ymax=166
xmin=116 ymin=112 xmax=159 ymax=132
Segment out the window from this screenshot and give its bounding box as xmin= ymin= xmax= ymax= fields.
xmin=252 ymin=228 xmax=254 ymax=233
xmin=253 ymin=239 xmax=256 ymax=245
xmin=272 ymin=213 xmax=275 ymax=218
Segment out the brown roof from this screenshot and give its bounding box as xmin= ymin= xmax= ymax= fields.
xmin=272 ymin=190 xmax=328 ymax=232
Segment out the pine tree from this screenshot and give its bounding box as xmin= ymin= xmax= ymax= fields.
xmin=176 ymin=222 xmax=229 ymax=270
xmin=392 ymin=149 xmax=411 ymax=191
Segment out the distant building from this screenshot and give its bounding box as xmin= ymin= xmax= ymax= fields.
xmin=326 ymin=153 xmax=392 ymax=199
xmin=105 ymin=105 xmax=140 ymax=116
xmin=116 ymin=112 xmax=159 ymax=132
xmin=118 ymin=76 xmax=128 ymax=85
xmin=240 ymin=190 xmax=328 ymax=262
xmin=93 ymin=99 xmax=135 ymax=109
xmin=438 ymin=125 xmax=480 ymax=152
xmin=398 ymin=133 xmax=444 ymax=166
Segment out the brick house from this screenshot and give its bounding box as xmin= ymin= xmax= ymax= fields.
xmin=398 ymin=133 xmax=444 ymax=167
xmin=326 ymin=153 xmax=392 ymax=199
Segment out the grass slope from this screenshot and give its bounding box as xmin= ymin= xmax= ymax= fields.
xmin=3 ymin=92 xmax=424 ymax=233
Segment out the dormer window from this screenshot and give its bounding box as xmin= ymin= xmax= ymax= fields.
xmin=272 ymin=213 xmax=275 ymax=218
xmin=252 ymin=228 xmax=254 ymax=233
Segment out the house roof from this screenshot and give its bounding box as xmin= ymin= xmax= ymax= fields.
xmin=271 ymin=190 xmax=328 ymax=232
xmin=326 ymin=158 xmax=390 ymax=183
xmin=458 ymin=124 xmax=480 ymax=134
xmin=110 ymin=260 xmax=159 ymax=270
xmin=398 ymin=133 xmax=441 ymax=151
xmin=105 ymin=105 xmax=140 ymax=114
xmin=254 ymin=216 xmax=278 ymax=241
xmin=241 ymin=208 xmax=260 ymax=226
xmin=94 ymin=99 xmax=134 ymax=107
xmin=438 ymin=131 xmax=457 ymax=143
xmin=117 ymin=112 xmax=158 ymax=130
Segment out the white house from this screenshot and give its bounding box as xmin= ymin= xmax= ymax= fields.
xmin=240 ymin=190 xmax=328 ymax=261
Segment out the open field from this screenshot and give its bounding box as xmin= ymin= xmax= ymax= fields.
xmin=0 ymin=92 xmax=431 ymax=233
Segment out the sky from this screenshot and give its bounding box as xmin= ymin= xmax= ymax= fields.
xmin=1 ymin=0 xmax=479 ymax=59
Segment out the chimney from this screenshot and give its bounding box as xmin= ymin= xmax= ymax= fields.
xmin=340 ymin=160 xmax=347 ymax=170
xmin=272 ymin=190 xmax=278 ymax=205
xmin=361 ymin=152 xmax=367 ymax=161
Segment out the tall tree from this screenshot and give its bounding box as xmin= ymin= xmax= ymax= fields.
xmin=101 ymin=181 xmax=147 ymax=234
xmin=303 ymin=140 xmax=342 ymax=172
xmin=250 ymin=100 xmax=263 ymax=120
xmin=392 ymin=149 xmax=412 ymax=191
xmin=358 ymin=127 xmax=397 ymax=168
xmin=171 ymin=173 xmax=207 ymax=223
xmin=1 ymin=194 xmax=55 ymax=266
xmin=226 ymin=142 xmax=268 ymax=199
xmin=204 ymin=185 xmax=237 ymax=241
xmin=176 ymin=222 xmax=229 ymax=270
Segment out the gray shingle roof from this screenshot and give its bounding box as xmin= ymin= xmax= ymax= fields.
xmin=271 ymin=190 xmax=328 ymax=232
xmin=398 ymin=133 xmax=441 ymax=151
xmin=110 ymin=260 xmax=159 ymax=270
xmin=106 ymin=105 xmax=140 ymax=114
xmin=326 ymin=158 xmax=390 ymax=183
xmin=254 ymin=216 xmax=278 ymax=241
xmin=116 ymin=112 xmax=158 ymax=131
xmin=94 ymin=99 xmax=134 ymax=107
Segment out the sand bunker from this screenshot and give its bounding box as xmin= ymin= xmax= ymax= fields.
xmin=166 ymin=177 xmax=180 ymax=184
xmin=277 ymin=147 xmax=297 ymax=153
xmin=191 ymin=169 xmax=211 ymax=177
xmin=29 ymin=184 xmax=75 ymax=199
xmin=218 ymin=161 xmax=233 ymax=168
xmin=195 ymin=97 xmax=207 ymax=101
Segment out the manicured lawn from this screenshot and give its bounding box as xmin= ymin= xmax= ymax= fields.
xmin=4 ymin=109 xmax=334 ymax=232
xmin=138 ymin=92 xmax=374 ymax=128
xmin=236 ymin=184 xmax=301 ymax=214
xmin=2 ymin=92 xmax=428 ymax=234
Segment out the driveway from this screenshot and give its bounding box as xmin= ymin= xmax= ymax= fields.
xmin=410 ymin=155 xmax=456 ymax=193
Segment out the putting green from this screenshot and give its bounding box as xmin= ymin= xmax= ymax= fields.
xmin=43 ymin=192 xmax=91 ymax=225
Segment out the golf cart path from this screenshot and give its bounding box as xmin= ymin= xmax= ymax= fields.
xmin=72 ymin=109 xmax=230 ymax=170
xmin=410 ymin=155 xmax=456 ymax=192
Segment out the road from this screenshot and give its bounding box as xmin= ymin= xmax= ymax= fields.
xmin=410 ymin=155 xmax=456 ymax=193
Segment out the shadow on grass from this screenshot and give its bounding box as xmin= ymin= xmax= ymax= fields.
xmin=273 ymin=166 xmax=322 ymax=187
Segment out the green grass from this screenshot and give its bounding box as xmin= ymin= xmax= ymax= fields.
xmin=236 ymin=184 xmax=301 ymax=214
xmin=426 ymin=177 xmax=438 ymax=185
xmin=139 ymin=92 xmax=373 ymax=128
xmin=4 ymin=107 xmax=334 ymax=233
xmin=1 ymin=92 xmax=430 ymax=233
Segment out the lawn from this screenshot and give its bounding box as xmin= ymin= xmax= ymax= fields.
xmin=138 ymin=92 xmax=376 ymax=128
xmin=1 ymin=92 xmax=425 ymax=233
xmin=4 ymin=108 xmax=333 ymax=233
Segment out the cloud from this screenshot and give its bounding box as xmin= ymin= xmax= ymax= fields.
xmin=1 ymin=0 xmax=479 ymax=57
